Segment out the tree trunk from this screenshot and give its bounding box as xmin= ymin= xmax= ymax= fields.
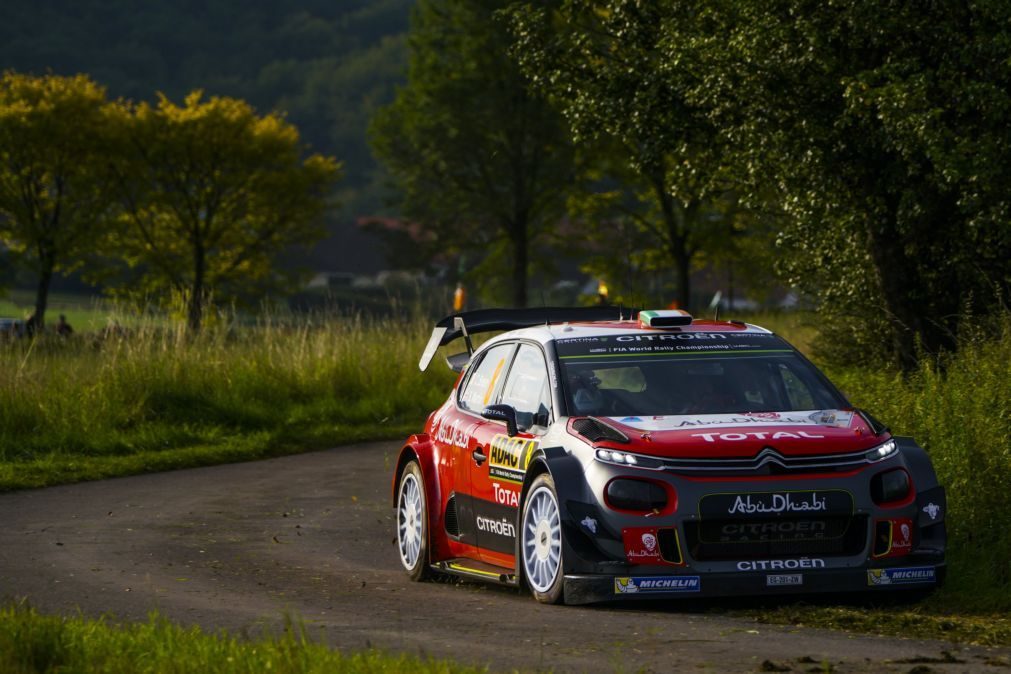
xmin=187 ymin=244 xmax=206 ymax=333
xmin=864 ymin=219 xmax=922 ymax=371
xmin=510 ymin=218 xmax=529 ymax=308
xmin=31 ymin=245 xmax=55 ymax=334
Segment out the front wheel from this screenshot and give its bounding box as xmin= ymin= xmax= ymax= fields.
xmin=396 ymin=460 xmax=431 ymax=581
xmin=520 ymin=473 xmax=564 ymax=604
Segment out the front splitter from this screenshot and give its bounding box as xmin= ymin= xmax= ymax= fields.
xmin=562 ymin=563 xmax=946 ymax=605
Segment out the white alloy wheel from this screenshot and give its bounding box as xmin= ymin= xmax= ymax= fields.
xmin=522 ymin=483 xmax=562 ymax=597
xmin=396 ymin=462 xmax=429 ymax=579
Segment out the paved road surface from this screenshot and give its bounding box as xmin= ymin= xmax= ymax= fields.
xmin=1 ymin=442 xmax=1007 ymax=672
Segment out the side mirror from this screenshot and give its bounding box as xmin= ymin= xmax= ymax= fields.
xmin=482 ymin=404 xmax=519 ymax=437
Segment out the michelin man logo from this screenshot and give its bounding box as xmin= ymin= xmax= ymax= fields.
xmin=614 ymin=577 xmax=639 ymax=594
xmin=867 ymin=569 xmax=891 ymax=586
xmin=922 ymin=503 xmax=940 ymax=520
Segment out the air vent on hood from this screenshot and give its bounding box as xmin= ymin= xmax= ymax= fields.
xmin=573 ymin=417 xmax=629 ymax=444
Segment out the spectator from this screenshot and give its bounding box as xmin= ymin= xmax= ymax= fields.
xmin=56 ymin=314 xmax=74 ymax=337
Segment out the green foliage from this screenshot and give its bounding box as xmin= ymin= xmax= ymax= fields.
xmin=0 ymin=604 xmax=486 ymax=674
xmin=0 ymin=1 xmax=412 ymax=239
xmin=662 ymin=0 xmax=1011 ymax=368
xmin=0 ymin=313 xmax=454 ymax=491
xmin=107 ymin=92 xmax=340 ymax=331
xmin=509 ymin=2 xmax=763 ymax=309
xmin=370 ymin=0 xmax=578 ymax=307
xmin=0 ymin=72 xmax=117 ymax=327
xmin=827 ymin=319 xmax=1011 ymax=608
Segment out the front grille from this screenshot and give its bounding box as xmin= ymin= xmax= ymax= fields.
xmin=658 ymin=447 xmax=877 ymax=476
xmin=684 ymin=516 xmax=867 ymax=561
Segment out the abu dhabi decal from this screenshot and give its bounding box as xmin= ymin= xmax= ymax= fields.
xmin=614 ymin=575 xmax=701 ymax=594
xmin=699 ymin=490 xmax=853 ymax=519
xmin=488 ymin=434 xmax=538 ymax=483
xmin=873 ymin=518 xmax=913 ymax=559
xmin=604 ymin=410 xmax=850 ymax=433
xmin=433 ymin=417 xmax=470 ymax=449
xmin=867 ymin=567 xmax=936 ymax=586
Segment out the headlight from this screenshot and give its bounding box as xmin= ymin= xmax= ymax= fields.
xmin=594 ymin=449 xmax=663 ymax=469
xmin=865 ymin=439 xmax=897 ymax=463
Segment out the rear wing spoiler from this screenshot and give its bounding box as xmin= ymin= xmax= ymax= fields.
xmin=418 ymin=306 xmax=638 ymax=372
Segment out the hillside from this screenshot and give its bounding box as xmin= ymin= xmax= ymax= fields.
xmin=0 ymin=0 xmax=413 ymax=272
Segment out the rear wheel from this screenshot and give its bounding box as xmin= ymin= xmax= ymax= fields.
xmin=396 ymin=460 xmax=431 ymax=581
xmin=521 ymin=473 xmax=564 ymax=604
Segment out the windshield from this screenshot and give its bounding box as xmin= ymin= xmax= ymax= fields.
xmin=556 ymin=331 xmax=846 ymax=417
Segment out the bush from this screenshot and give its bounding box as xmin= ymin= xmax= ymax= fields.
xmin=827 ymin=317 xmax=1011 ymax=610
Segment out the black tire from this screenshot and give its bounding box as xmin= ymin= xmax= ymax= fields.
xmin=519 ymin=472 xmax=565 ymax=604
xmin=395 ymin=460 xmax=431 ymax=581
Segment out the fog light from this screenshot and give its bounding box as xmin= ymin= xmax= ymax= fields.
xmin=871 ymin=468 xmax=910 ymax=505
xmin=606 ymin=478 xmax=668 ymax=513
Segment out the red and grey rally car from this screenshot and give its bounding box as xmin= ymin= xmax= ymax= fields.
xmin=392 ymin=307 xmax=946 ymax=604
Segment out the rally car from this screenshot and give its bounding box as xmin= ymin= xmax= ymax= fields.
xmin=392 ymin=307 xmax=946 ymax=604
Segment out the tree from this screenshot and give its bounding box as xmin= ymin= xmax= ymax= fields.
xmin=0 ymin=72 xmax=117 ymax=329
xmin=510 ymin=1 xmax=746 ymax=310
xmin=111 ymin=91 xmax=340 ymax=331
xmin=669 ymin=0 xmax=1011 ymax=368
xmin=370 ymin=0 xmax=577 ymax=308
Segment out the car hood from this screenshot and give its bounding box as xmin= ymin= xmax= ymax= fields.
xmin=597 ymin=410 xmax=887 ymax=458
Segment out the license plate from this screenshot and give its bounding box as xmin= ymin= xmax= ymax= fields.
xmin=766 ymin=574 xmax=802 ymax=586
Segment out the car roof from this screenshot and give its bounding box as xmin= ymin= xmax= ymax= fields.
xmin=481 ymin=319 xmax=774 ymax=349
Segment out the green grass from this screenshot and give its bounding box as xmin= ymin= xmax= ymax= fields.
xmin=0 ymin=604 xmax=485 ymax=674
xmin=2 ymin=307 xmax=1010 ymax=646
xmin=0 ymin=312 xmax=455 ymax=491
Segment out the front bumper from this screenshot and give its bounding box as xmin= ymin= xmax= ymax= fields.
xmin=563 ymin=560 xmax=946 ymax=605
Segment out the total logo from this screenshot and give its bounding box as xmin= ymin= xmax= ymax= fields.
xmin=737 ymin=558 xmax=825 ymax=571
xmin=692 ymin=431 xmax=825 ymax=443
xmin=476 ymin=516 xmax=515 ymax=538
xmin=492 ymin=482 xmax=519 ymax=507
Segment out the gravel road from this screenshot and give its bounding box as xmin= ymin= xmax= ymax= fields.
xmin=1 ymin=441 xmax=1007 ymax=673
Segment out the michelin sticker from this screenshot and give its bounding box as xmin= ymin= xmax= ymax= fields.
xmin=867 ymin=567 xmax=936 ymax=586
xmin=614 ymin=576 xmax=701 ymax=594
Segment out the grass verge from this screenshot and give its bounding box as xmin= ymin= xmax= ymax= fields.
xmin=0 ymin=312 xmax=454 ymax=491
xmin=0 ymin=604 xmax=485 ymax=674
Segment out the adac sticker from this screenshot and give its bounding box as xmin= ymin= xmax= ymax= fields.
xmin=867 ymin=566 xmax=936 ymax=586
xmin=614 ymin=575 xmax=700 ymax=594
xmin=488 ymin=434 xmax=538 ymax=483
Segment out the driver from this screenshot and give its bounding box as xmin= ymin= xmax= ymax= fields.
xmin=568 ymin=370 xmax=604 ymax=414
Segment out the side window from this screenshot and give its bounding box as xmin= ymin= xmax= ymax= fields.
xmin=500 ymin=344 xmax=551 ymax=431
xmin=458 ymin=343 xmax=514 ymax=412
